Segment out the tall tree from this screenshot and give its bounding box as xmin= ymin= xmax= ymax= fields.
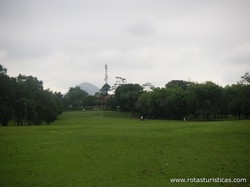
xmin=226 ymin=84 xmax=250 ymax=119
xmin=0 ymin=65 xmax=7 ymax=75
xmin=192 ymin=82 xmax=223 ymax=120
xmin=41 ymin=90 xmax=59 ymax=124
xmin=0 ymin=65 xmax=15 ymax=126
xmin=63 ymin=86 xmax=88 ymax=109
xmin=136 ymin=91 xmax=151 ymax=117
xmin=115 ymin=84 xmax=143 ymax=111
xmin=239 ymin=72 xmax=250 ymax=85
xmin=53 ymin=92 xmax=64 ymax=115
xmin=15 ymin=75 xmax=44 ymax=125
xmin=100 ymin=83 xmax=111 ymax=96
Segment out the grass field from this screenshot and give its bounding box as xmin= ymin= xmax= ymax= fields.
xmin=0 ymin=111 xmax=249 ymax=187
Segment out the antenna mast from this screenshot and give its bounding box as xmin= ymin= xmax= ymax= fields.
xmin=104 ymin=64 xmax=108 ymax=84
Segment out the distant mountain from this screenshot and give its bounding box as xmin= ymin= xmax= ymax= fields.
xmin=78 ymin=82 xmax=100 ymax=95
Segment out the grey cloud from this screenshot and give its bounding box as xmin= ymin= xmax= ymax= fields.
xmin=126 ymin=20 xmax=155 ymax=36
xmin=1 ymin=0 xmax=250 ymax=92
xmin=224 ymin=43 xmax=250 ymax=65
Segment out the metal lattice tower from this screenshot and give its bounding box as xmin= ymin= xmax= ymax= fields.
xmin=104 ymin=64 xmax=108 ymax=84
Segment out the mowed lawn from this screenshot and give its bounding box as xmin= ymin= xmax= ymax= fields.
xmin=0 ymin=111 xmax=249 ymax=187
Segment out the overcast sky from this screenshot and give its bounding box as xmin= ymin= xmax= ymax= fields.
xmin=0 ymin=0 xmax=250 ymax=93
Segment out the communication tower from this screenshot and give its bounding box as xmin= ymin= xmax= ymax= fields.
xmin=104 ymin=64 xmax=108 ymax=84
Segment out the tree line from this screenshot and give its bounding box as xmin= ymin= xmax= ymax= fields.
xmin=1 ymin=63 xmax=250 ymax=125
xmin=0 ymin=65 xmax=63 ymax=126
xmin=111 ymin=75 xmax=250 ymax=120
xmin=62 ymin=72 xmax=250 ymax=121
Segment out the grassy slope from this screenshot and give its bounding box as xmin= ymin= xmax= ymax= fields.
xmin=0 ymin=111 xmax=249 ymax=187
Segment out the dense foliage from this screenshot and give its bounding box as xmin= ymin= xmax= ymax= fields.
xmin=0 ymin=65 xmax=63 ymax=126
xmin=114 ymin=79 xmax=250 ymax=120
xmin=114 ymin=84 xmax=143 ymax=111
